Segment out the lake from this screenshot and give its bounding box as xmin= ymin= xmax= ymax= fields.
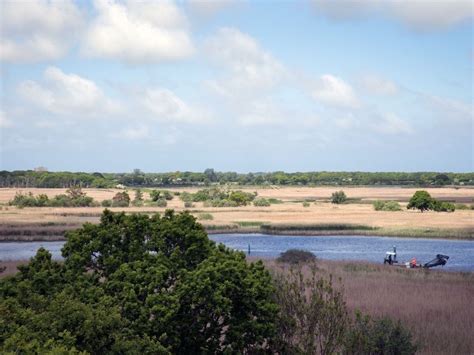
xmin=1 ymin=234 xmax=473 ymax=271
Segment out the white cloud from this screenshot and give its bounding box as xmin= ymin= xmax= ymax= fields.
xmin=187 ymin=0 xmax=237 ymax=17
xmin=312 ymin=0 xmax=473 ymax=30
xmin=237 ymin=99 xmax=286 ymax=126
xmin=311 ymin=75 xmax=360 ymax=109
xmin=82 ymin=0 xmax=194 ymax=63
xmin=111 ymin=125 xmax=150 ymax=140
xmin=205 ymin=27 xmax=287 ymax=96
xmin=18 ymin=66 xmax=119 ymax=117
xmin=0 ymin=110 xmax=13 ymax=128
xmin=360 ymin=75 xmax=398 ymax=95
xmin=0 ymin=0 xmax=83 ymax=62
xmin=143 ymin=88 xmax=211 ymax=123
xmin=423 ymin=94 xmax=473 ymax=122
xmin=371 ymin=112 xmax=413 ymax=135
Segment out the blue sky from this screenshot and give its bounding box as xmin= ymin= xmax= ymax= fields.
xmin=1 ymin=0 xmax=473 ymax=172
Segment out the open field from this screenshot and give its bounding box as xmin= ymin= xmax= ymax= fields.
xmin=264 ymin=259 xmax=474 ymax=355
xmin=0 ymin=186 xmax=473 ymax=240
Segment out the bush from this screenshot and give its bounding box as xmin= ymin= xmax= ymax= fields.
xmin=150 ymin=190 xmax=173 ymax=202
xmin=277 ymin=249 xmax=316 ymax=264
xmin=407 ymin=190 xmax=433 ymax=212
xmin=10 ymin=190 xmax=96 ymax=208
xmin=198 ymin=213 xmax=213 ymax=220
xmin=302 ymin=201 xmax=310 ymax=207
xmin=112 ymin=192 xmax=130 ymax=207
xmin=432 ymin=200 xmax=455 ymax=212
xmin=101 ymin=199 xmax=112 ymax=207
xmin=155 ymin=198 xmax=167 ymax=207
xmin=184 ymin=201 xmax=194 ymax=208
xmin=345 ymin=311 xmax=417 ymax=354
xmin=331 ymin=191 xmax=347 ymax=204
xmin=254 ymin=198 xmax=271 ymax=207
xmin=373 ymin=200 xmax=402 ymax=211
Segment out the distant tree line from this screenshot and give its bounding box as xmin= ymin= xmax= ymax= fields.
xmin=1 ymin=169 xmax=472 ymax=188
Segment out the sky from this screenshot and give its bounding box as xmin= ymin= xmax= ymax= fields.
xmin=0 ymin=0 xmax=473 ymax=173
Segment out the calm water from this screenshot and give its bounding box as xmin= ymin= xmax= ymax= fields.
xmin=1 ymin=234 xmax=473 ymax=271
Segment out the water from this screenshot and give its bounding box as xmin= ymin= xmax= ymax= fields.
xmin=1 ymin=234 xmax=473 ymax=271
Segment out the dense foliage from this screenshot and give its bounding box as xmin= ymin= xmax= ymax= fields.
xmin=0 ymin=210 xmax=278 ymax=354
xmin=373 ymin=200 xmax=402 ymax=211
xmin=407 ymin=191 xmax=456 ymax=212
xmin=9 ymin=187 xmax=97 ymax=208
xmin=277 ymin=249 xmax=317 ymax=264
xmin=181 ymin=187 xmax=257 ymax=207
xmin=331 ymin=190 xmax=347 ymax=204
xmin=1 ymin=170 xmax=473 ymax=188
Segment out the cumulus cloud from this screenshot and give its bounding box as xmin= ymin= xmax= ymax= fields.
xmin=0 ymin=0 xmax=83 ymax=62
xmin=311 ymin=75 xmax=360 ymax=109
xmin=17 ymin=66 xmax=119 ymax=117
xmin=143 ymin=88 xmax=211 ymax=123
xmin=371 ymin=112 xmax=413 ymax=135
xmin=360 ymin=75 xmax=398 ymax=95
xmin=205 ymin=27 xmax=287 ymax=96
xmin=82 ymin=0 xmax=194 ymax=63
xmin=312 ymin=0 xmax=473 ymax=30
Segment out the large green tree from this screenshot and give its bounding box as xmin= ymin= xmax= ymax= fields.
xmin=407 ymin=190 xmax=434 ymax=212
xmin=1 ymin=210 xmax=278 ymax=354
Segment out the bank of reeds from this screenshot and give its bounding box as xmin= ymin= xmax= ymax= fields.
xmin=264 ymin=259 xmax=474 ymax=355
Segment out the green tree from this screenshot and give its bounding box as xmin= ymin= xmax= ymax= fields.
xmin=1 ymin=210 xmax=278 ymax=354
xmin=112 ymin=191 xmax=130 ymax=207
xmin=331 ymin=190 xmax=347 ymax=204
xmin=407 ymin=190 xmax=433 ymax=212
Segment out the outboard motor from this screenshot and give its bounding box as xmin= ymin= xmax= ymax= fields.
xmin=423 ymin=254 xmax=449 ymax=268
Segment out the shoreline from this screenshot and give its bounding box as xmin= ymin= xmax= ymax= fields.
xmin=0 ymin=226 xmax=472 ymax=242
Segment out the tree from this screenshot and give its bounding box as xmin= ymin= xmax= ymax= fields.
xmin=331 ymin=190 xmax=347 ymax=204
xmin=1 ymin=210 xmax=278 ymax=353
xmin=407 ymin=190 xmax=433 ymax=212
xmin=112 ymin=191 xmax=130 ymax=207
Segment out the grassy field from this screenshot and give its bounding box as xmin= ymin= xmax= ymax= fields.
xmin=264 ymin=259 xmax=474 ymax=355
xmin=0 ymin=186 xmax=473 ymax=240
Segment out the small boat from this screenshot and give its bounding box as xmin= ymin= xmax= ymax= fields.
xmin=383 ymin=246 xmax=449 ymax=269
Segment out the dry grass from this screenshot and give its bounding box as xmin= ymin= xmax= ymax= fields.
xmin=0 ymin=187 xmax=473 ymax=239
xmin=264 ymin=259 xmax=474 ymax=355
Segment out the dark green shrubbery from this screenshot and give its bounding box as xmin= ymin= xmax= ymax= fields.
xmin=331 ymin=190 xmax=347 ymax=204
xmin=9 ymin=187 xmax=97 ymax=208
xmin=254 ymin=198 xmax=271 ymax=207
xmin=277 ymin=249 xmax=317 ymax=264
xmin=111 ymin=191 xmax=130 ymax=207
xmin=373 ymin=200 xmax=402 ymax=211
xmin=345 ymin=311 xmax=417 ymax=354
xmin=407 ymin=191 xmax=455 ymax=212
xmin=150 ymin=190 xmax=173 ymax=201
xmin=182 ymin=187 xmax=257 ymax=207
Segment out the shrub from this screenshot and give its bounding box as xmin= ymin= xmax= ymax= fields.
xmin=254 ymin=198 xmax=271 ymax=207
xmin=101 ymin=199 xmax=112 ymax=207
xmin=268 ymin=198 xmax=283 ymax=204
xmin=112 ymin=192 xmax=130 ymax=207
xmin=407 ymin=190 xmax=433 ymax=212
xmin=455 ymin=203 xmax=469 ymax=210
xmin=302 ymin=201 xmax=310 ymax=207
xmin=277 ymin=249 xmax=316 ymax=264
xmin=184 ymin=201 xmax=194 ymax=208
xmin=331 ymin=191 xmax=347 ymax=204
xmin=150 ymin=190 xmax=173 ymax=202
xmin=272 ymin=266 xmax=347 ymax=354
xmin=344 ymin=311 xmax=417 ymax=354
xmin=373 ymin=200 xmax=402 ymax=211
xmin=155 ymin=198 xmax=167 ymax=207
xmin=198 ymin=213 xmax=213 ymax=220
xmin=432 ymin=200 xmax=455 ymax=212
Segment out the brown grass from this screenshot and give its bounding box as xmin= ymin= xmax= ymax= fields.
xmin=264 ymin=259 xmax=474 ymax=355
xmin=0 ymin=187 xmax=473 ymax=240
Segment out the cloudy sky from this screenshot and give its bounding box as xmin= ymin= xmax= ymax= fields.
xmin=1 ymin=0 xmax=473 ymax=172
